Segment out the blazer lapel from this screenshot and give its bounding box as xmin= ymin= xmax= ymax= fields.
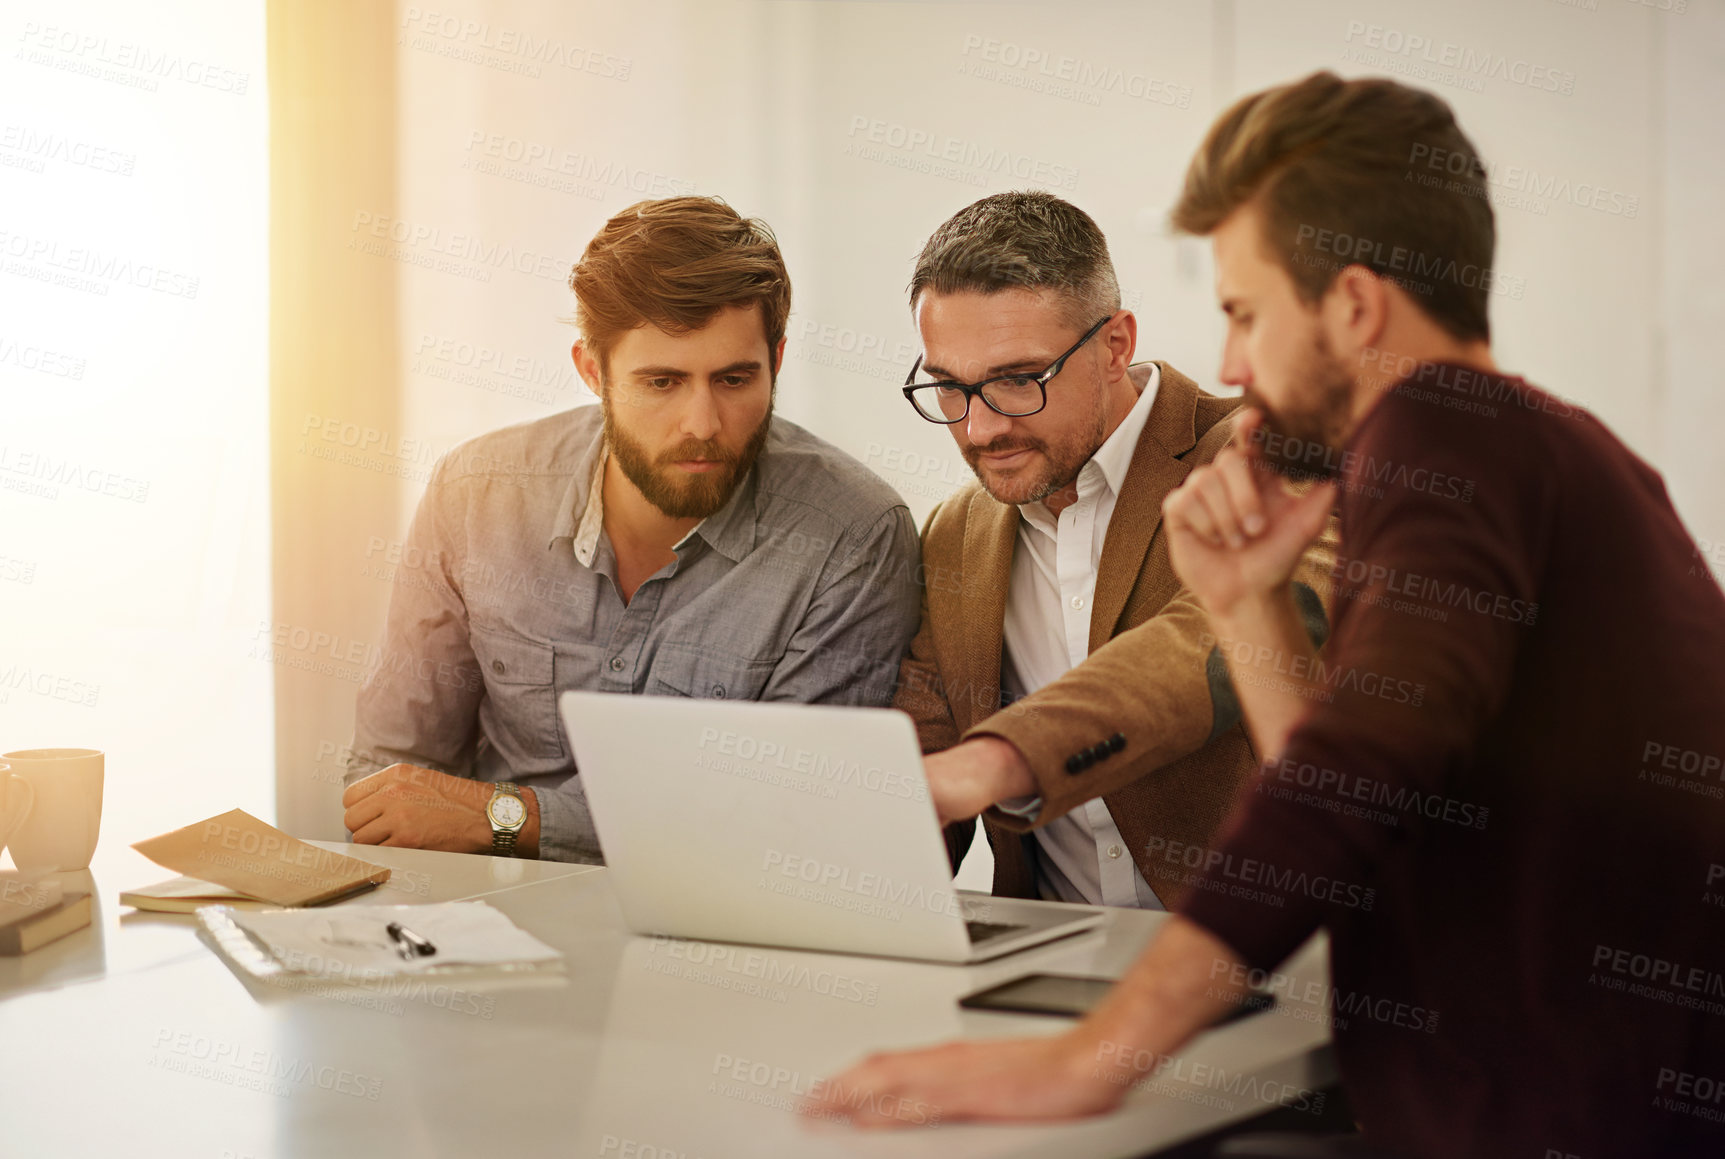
xmin=957 ymin=487 xmax=1019 ymax=732
xmin=1089 ymin=362 xmax=1204 ymax=654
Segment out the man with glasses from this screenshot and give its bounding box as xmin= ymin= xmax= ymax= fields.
xmin=814 ymin=74 xmax=1725 ymax=1157
xmin=892 ymin=191 xmax=1336 ymax=911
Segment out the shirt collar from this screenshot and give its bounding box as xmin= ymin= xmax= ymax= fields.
xmin=548 ymin=417 xmax=607 ymax=554
xmin=1018 ymin=361 xmax=1161 ymax=526
xmin=552 ymin=430 xmax=761 ymax=568
xmin=570 ymin=444 xmax=610 ymax=568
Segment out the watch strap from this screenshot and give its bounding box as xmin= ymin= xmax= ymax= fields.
xmin=489 ymin=781 xmax=524 ymax=857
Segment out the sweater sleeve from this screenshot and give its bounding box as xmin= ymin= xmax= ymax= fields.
xmin=1178 ymin=387 xmax=1552 ymax=970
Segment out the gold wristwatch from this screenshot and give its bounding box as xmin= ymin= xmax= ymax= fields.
xmin=486 ymin=782 xmax=527 ymax=856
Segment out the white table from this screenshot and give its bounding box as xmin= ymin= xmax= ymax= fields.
xmin=0 ymin=840 xmax=1335 ymax=1158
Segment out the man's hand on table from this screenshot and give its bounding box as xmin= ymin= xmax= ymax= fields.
xmin=923 ymin=737 xmax=1037 ymax=826
xmin=799 ymin=1029 xmax=1127 ymax=1127
xmin=341 ymin=764 xmax=540 ymax=856
xmin=801 ymin=917 xmax=1251 ymax=1128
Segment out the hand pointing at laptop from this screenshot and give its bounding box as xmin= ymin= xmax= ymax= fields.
xmin=921 ymin=737 xmax=1037 ymax=825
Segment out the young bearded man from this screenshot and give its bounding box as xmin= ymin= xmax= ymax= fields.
xmin=893 ymin=191 xmax=1336 ymax=911
xmin=806 ymin=75 xmax=1725 ymax=1158
xmin=341 ymin=196 xmax=920 ymax=861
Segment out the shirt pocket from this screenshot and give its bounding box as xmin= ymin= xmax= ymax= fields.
xmin=469 ymin=625 xmax=568 ymax=764
xmin=646 ymin=642 xmax=778 ymax=702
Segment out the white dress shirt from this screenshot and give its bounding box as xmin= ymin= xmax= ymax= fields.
xmin=998 ymin=365 xmax=1165 ymax=910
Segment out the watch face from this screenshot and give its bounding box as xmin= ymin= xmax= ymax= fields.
xmin=490 ymin=794 xmax=525 ymax=828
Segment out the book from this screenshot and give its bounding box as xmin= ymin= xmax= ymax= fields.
xmin=119 ymin=875 xmax=276 ymax=914
xmin=131 ymin=809 xmax=391 ymax=908
xmin=0 ymin=872 xmax=63 ymax=928
xmin=0 ymin=891 xmax=92 ymax=956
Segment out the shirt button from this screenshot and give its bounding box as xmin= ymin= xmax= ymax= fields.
xmin=711 ymin=685 xmax=726 ymax=698
xmin=1106 ymin=844 xmax=1123 ymax=859
xmin=1070 ymin=595 xmax=1085 ymax=610
xmin=608 ymin=656 xmax=624 ymax=672
xmin=491 ymin=660 xmax=505 ymax=675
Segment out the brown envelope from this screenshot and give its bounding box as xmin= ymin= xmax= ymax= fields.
xmin=132 ymin=809 xmax=391 ymax=907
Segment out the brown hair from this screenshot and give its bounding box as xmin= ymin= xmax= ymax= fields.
xmin=909 ymin=191 xmax=1119 ymax=329
xmin=570 ymin=196 xmax=792 ymax=371
xmin=1171 ymin=71 xmax=1495 ymax=343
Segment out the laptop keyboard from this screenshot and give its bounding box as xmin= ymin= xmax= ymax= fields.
xmin=965 ymin=919 xmax=1029 ymax=944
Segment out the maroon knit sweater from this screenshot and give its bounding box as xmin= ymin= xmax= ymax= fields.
xmin=1178 ymin=364 xmax=1725 ymax=1157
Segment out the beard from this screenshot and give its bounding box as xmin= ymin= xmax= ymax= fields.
xmin=602 ymin=397 xmax=772 ymax=520
xmin=962 ymin=406 xmax=1108 ymax=507
xmin=1244 ymin=329 xmax=1356 ymax=482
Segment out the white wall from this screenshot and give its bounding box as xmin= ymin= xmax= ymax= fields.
xmin=1656 ymin=0 xmax=1725 ymax=576
xmin=0 ymin=1 xmax=270 ymax=850
xmin=382 ymin=0 xmax=1718 ymax=510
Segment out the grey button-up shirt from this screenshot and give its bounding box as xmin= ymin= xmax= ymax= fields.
xmin=344 ymin=404 xmax=922 ymax=862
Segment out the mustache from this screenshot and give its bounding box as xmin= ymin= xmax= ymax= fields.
xmin=656 ymin=439 xmax=738 ymax=467
xmin=965 ymin=437 xmax=1044 ymax=458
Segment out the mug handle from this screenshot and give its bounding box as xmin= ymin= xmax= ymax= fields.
xmin=0 ymin=774 xmax=34 ymax=850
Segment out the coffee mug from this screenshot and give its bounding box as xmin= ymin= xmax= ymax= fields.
xmin=0 ymin=760 xmax=32 ymax=863
xmin=2 ymin=749 xmax=103 ymax=873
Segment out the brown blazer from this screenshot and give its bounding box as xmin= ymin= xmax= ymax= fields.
xmin=893 ymin=361 xmax=1337 ymax=907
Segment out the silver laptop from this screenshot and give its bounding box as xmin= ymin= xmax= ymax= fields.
xmin=559 ymin=692 xmax=1105 ymax=963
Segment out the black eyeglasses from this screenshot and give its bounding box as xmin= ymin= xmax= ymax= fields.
xmin=902 ymin=315 xmax=1113 ymax=424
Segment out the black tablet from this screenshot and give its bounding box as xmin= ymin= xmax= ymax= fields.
xmin=959 ymin=973 xmax=1276 ymax=1024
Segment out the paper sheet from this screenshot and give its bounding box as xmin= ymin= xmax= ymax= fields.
xmin=226 ymin=901 xmax=562 ymax=978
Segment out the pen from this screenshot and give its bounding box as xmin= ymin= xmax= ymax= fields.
xmin=386 ymin=921 xmax=437 ymax=959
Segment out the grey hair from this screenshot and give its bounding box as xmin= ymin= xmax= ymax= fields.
xmin=908 ymin=191 xmax=1121 ymax=328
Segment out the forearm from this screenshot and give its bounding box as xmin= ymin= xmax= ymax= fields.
xmin=1209 ymin=586 xmax=1324 ymax=763
xmin=973 ymin=598 xmax=1221 ymax=824
xmin=1071 ymin=916 xmax=1250 ymax=1084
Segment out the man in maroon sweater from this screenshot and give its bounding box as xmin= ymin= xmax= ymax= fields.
xmin=804 ymin=72 xmax=1725 ymax=1157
